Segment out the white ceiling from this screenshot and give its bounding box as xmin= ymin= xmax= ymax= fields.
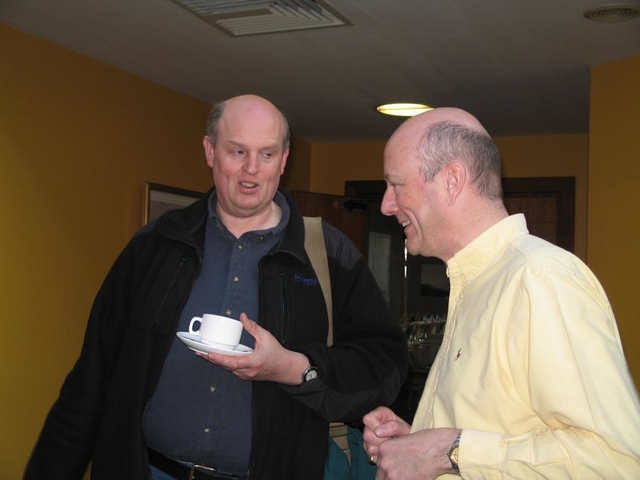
xmin=2 ymin=0 xmax=639 ymax=142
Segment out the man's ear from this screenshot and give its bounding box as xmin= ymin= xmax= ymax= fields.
xmin=280 ymin=147 xmax=290 ymax=175
xmin=445 ymin=161 xmax=466 ymax=205
xmin=203 ymin=136 xmax=214 ymax=168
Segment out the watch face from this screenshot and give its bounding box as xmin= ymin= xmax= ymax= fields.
xmin=451 ymin=446 xmax=459 ymax=464
xmin=305 ymin=368 xmax=319 ymax=381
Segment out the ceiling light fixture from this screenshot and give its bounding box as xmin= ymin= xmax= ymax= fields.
xmin=376 ymin=103 xmax=433 ymax=117
xmin=583 ymin=4 xmax=640 ymax=22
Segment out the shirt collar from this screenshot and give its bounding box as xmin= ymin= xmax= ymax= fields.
xmin=207 ymin=190 xmax=290 ymax=239
xmin=447 ymin=214 xmax=528 ymax=283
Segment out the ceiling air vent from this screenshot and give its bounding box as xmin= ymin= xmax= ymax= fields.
xmin=170 ymin=0 xmax=352 ymax=36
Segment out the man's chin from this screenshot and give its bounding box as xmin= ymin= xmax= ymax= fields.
xmin=404 ymin=240 xmax=421 ymax=257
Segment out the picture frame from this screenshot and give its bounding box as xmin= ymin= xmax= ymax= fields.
xmin=143 ymin=182 xmax=204 ymax=225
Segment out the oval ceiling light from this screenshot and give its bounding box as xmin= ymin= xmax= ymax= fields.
xmin=376 ymin=103 xmax=433 ymax=117
xmin=583 ymin=3 xmax=640 ymax=22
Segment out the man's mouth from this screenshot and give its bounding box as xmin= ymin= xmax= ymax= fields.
xmin=240 ymin=181 xmax=257 ymax=188
xmin=402 ymin=220 xmax=411 ymax=228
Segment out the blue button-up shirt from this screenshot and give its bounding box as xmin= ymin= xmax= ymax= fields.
xmin=143 ymin=192 xmax=290 ymax=474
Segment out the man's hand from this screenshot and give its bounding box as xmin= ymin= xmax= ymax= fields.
xmin=363 ymin=406 xmax=411 ymax=464
xmin=367 ymin=422 xmax=460 ymax=480
xmin=197 ymin=313 xmax=309 ymax=385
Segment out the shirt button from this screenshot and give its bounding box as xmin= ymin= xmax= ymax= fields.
xmin=225 ymin=309 xmax=232 ymax=316
xmin=204 ymin=427 xmax=211 ymax=434
xmin=209 ymin=385 xmax=217 ymax=393
xmin=233 ymin=276 xmax=240 ymax=283
xmin=237 ymin=245 xmax=244 ymax=250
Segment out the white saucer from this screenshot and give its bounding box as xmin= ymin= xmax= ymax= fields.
xmin=176 ymin=332 xmax=253 ymax=356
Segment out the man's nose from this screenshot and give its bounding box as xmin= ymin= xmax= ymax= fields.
xmin=243 ymin=154 xmax=259 ymax=174
xmin=380 ymin=188 xmax=397 ymax=216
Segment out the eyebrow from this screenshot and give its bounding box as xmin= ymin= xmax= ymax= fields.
xmin=225 ymin=140 xmax=247 ymax=149
xmin=226 ymin=140 xmax=281 ymax=151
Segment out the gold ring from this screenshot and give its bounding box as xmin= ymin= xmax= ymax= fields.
xmin=367 ymin=454 xmax=376 ymax=466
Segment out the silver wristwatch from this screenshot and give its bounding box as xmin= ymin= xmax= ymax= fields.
xmin=301 ymin=364 xmax=319 ymax=382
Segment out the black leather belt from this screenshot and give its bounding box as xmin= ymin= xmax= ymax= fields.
xmin=148 ymin=449 xmax=248 ymax=480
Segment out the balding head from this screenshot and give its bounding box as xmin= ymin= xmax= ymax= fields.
xmin=201 ymin=93 xmax=291 ymax=232
xmin=207 ymin=94 xmax=290 ymax=151
xmin=401 ymin=107 xmax=489 ymax=136
xmin=387 ymin=107 xmax=503 ymax=200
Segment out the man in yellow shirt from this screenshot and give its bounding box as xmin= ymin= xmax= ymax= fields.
xmin=363 ymin=107 xmax=640 ymax=479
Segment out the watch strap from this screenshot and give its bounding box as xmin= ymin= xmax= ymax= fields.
xmin=448 ymin=429 xmax=462 ymax=473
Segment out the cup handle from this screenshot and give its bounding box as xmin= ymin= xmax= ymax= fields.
xmin=189 ymin=317 xmax=202 ymax=335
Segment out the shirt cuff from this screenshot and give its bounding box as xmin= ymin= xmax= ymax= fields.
xmin=460 ymin=429 xmax=503 ymax=473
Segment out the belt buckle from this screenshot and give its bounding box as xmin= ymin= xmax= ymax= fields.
xmin=189 ymin=463 xmax=217 ymax=480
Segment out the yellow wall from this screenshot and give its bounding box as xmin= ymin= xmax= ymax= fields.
xmin=309 ymin=141 xmax=387 ymax=194
xmin=0 ymin=25 xmax=211 ymax=479
xmin=588 ymin=56 xmax=640 ymax=386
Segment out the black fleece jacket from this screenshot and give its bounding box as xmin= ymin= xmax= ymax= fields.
xmin=24 ymin=188 xmax=408 ymax=480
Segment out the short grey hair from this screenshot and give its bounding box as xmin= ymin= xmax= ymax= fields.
xmin=417 ymin=121 xmax=503 ymax=200
xmin=206 ymin=99 xmax=291 ymax=151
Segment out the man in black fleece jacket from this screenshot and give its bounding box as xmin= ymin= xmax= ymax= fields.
xmin=25 ymin=94 xmax=408 ymax=480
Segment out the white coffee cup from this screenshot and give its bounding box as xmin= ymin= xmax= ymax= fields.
xmin=189 ymin=314 xmax=243 ymax=348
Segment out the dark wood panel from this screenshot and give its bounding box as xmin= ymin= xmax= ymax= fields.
xmin=291 ymin=190 xmax=368 ymax=256
xmin=504 ymin=196 xmax=558 ymax=222
xmin=502 ymin=177 xmax=574 ymax=252
xmin=504 ymin=195 xmax=559 ymax=245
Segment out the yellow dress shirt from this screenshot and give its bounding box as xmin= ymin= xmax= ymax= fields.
xmin=412 ymin=214 xmax=640 ymax=479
